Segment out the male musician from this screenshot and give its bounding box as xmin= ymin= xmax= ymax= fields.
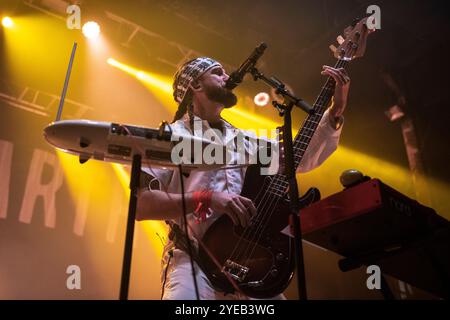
xmin=136 ymin=57 xmax=350 ymax=299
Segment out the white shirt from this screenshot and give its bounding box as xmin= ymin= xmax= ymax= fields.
xmin=142 ymin=108 xmax=343 ymax=241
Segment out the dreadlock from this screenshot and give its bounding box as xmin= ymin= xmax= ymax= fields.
xmin=171 ymin=90 xmax=195 ymax=135
xmin=172 ymin=59 xmax=197 ymax=131
xmin=171 ymin=89 xmax=192 ymax=123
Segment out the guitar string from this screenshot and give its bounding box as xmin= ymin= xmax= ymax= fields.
xmin=240 ymin=59 xmax=347 ymax=263
xmin=224 ymin=173 xmax=275 ymax=262
xmin=232 ymin=59 xmax=348 ymax=268
xmin=230 ymin=81 xmax=332 ymax=262
xmin=238 ymin=69 xmax=338 ymax=256
xmin=236 ymin=89 xmax=331 ymax=264
xmin=240 ymin=59 xmax=348 ymax=266
xmin=213 ymin=54 xmax=345 ymax=266
xmin=218 ymin=107 xmax=322 ymax=262
xmin=226 ymin=79 xmax=332 ymax=263
xmin=231 ymin=92 xmax=330 ymax=263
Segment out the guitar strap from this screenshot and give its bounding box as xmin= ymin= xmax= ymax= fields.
xmin=165 ymin=220 xmax=235 ymax=294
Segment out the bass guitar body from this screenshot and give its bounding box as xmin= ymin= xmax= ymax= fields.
xmin=199 ymin=164 xmax=320 ymax=298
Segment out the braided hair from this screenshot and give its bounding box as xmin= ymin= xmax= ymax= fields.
xmin=171 ymin=89 xmax=195 ymax=132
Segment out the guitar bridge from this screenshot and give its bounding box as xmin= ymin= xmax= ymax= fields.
xmin=222 ymin=259 xmax=249 ymax=282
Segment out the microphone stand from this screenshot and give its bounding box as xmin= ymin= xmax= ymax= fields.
xmin=119 ymin=153 xmax=141 ymax=300
xmin=249 ymin=67 xmax=314 ymax=300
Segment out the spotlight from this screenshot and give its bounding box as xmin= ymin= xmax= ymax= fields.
xmin=254 ymin=92 xmax=270 ymax=107
xmin=2 ymin=17 xmax=13 ymax=28
xmin=136 ymin=71 xmax=146 ymax=80
xmin=107 ymin=58 xmax=116 ymax=65
xmin=82 ymin=21 xmax=100 ymax=39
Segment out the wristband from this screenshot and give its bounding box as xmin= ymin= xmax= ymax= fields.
xmin=192 ymin=190 xmax=213 ymax=223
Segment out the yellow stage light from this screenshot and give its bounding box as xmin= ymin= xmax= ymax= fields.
xmin=82 ymin=21 xmax=100 ymax=39
xmin=136 ymin=71 xmax=146 ymax=80
xmin=107 ymin=57 xmax=284 ymax=132
xmin=2 ymin=17 xmax=13 ymax=28
xmin=111 ymin=163 xmax=168 ymax=256
xmin=107 ymin=57 xmax=117 ymax=66
xmin=107 ymin=58 xmax=173 ymax=94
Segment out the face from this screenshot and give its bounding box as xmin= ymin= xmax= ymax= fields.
xmin=197 ymin=66 xmax=237 ymax=108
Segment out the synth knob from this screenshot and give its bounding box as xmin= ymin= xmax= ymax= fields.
xmin=340 ymin=169 xmax=370 ymax=188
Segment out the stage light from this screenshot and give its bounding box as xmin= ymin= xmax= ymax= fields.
xmin=107 ymin=58 xmax=172 ymax=94
xmin=111 ymin=163 xmax=167 ymax=256
xmin=2 ymin=17 xmax=14 ymax=28
xmin=82 ymin=21 xmax=100 ymax=39
xmin=107 ymin=57 xmax=281 ymax=131
xmin=106 ymin=58 xmax=117 ymax=66
xmin=254 ymin=92 xmax=270 ymax=107
xmin=136 ymin=71 xmax=146 ymax=80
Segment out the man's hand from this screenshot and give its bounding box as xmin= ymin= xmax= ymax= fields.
xmin=321 ymin=65 xmax=350 ymax=119
xmin=210 ymin=192 xmax=257 ymax=227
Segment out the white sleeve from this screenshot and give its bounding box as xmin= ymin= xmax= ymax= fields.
xmin=141 ymin=167 xmax=174 ymax=191
xmin=139 ymin=121 xmax=183 ymax=191
xmin=296 ymin=108 xmax=343 ymax=173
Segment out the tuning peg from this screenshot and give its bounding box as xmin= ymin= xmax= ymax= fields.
xmin=329 ymin=44 xmax=337 ymax=53
xmin=337 ymin=35 xmax=345 ymax=45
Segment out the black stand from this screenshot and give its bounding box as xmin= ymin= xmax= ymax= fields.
xmin=283 ymin=103 xmax=308 ymax=300
xmin=249 ymin=68 xmax=314 ymax=115
xmin=249 ymin=67 xmax=313 ymax=300
xmin=119 ymin=154 xmax=141 ymax=300
xmin=178 ymin=165 xmax=201 ymax=300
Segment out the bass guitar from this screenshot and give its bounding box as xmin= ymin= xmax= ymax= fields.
xmin=199 ymin=17 xmax=374 ymax=298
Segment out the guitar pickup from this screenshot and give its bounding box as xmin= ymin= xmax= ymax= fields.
xmin=222 ymin=259 xmax=249 ymax=282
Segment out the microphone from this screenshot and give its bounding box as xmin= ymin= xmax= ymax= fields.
xmin=225 ymin=42 xmax=267 ymax=90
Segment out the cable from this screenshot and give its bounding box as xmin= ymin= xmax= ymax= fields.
xmin=178 ymin=164 xmax=200 ymax=300
xmin=119 ymin=120 xmax=243 ymax=297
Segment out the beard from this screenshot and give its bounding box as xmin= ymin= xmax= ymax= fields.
xmin=203 ymin=84 xmax=238 ymax=108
